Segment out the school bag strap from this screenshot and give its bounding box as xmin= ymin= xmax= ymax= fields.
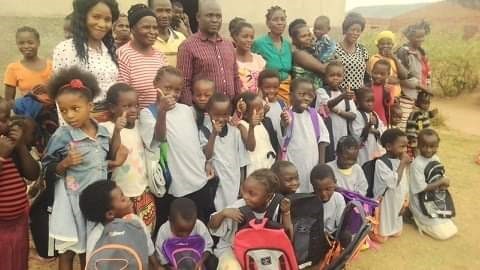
xmin=198 ymin=125 xmax=211 ymax=139
xmin=263 ymin=117 xmax=280 ymax=156
xmin=377 ymin=155 xmax=393 ymax=198
xmin=238 ymin=193 xmax=284 ymax=228
xmin=281 ymin=108 xmax=321 ymax=160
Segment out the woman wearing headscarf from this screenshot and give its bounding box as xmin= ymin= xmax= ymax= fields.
xmin=117 ymin=4 xmax=168 ymax=110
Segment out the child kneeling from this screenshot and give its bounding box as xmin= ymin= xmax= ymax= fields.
xmin=409 ymin=129 xmax=457 ymax=240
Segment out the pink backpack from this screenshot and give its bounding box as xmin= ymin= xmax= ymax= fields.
xmin=233 ymin=195 xmax=298 ymax=270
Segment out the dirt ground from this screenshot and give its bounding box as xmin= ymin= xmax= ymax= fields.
xmin=28 ymin=95 xmax=480 ymax=270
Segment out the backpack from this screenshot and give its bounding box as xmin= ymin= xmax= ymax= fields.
xmin=358 ymin=111 xmax=380 ymax=143
xmin=418 ymin=161 xmax=456 ymax=219
xmin=162 ymin=235 xmax=206 ymax=270
xmin=147 ymin=104 xmax=173 ymax=191
xmin=280 ymin=108 xmax=321 ymax=160
xmin=361 ymin=155 xmax=393 ymax=198
xmin=289 ymin=193 xmax=329 ymax=269
xmin=320 ymin=201 xmax=372 ymax=270
xmin=233 ymin=194 xmax=298 ymax=270
xmin=86 ymin=219 xmax=149 ymax=270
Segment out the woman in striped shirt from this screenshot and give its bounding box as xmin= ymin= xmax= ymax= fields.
xmin=0 ymin=116 xmax=40 ymax=270
xmin=117 ymin=4 xmax=168 ymax=110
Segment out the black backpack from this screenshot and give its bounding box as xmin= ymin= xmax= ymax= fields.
xmin=418 ymin=161 xmax=456 ymax=219
xmin=289 ymin=193 xmax=329 ymax=268
xmin=361 ymin=155 xmax=393 ymax=198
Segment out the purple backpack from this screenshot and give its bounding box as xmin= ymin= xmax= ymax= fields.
xmin=162 ymin=235 xmax=206 ymax=270
xmin=337 ymin=188 xmax=379 ymax=217
xmin=280 ymin=108 xmax=321 ymax=160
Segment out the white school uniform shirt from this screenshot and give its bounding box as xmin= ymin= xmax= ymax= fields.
xmin=199 ymin=123 xmax=249 ymax=210
xmin=327 ymin=90 xmax=357 ymax=151
xmin=373 ymin=158 xmax=408 ymax=236
xmin=101 ymin=121 xmax=148 ymax=197
xmin=323 ymin=191 xmax=346 ymax=234
xmin=409 ymin=155 xmax=450 ymax=227
xmin=238 ymin=120 xmax=275 ymax=176
xmin=210 ymin=199 xmax=280 ymax=258
xmin=286 ymin=110 xmax=330 ymax=193
xmin=351 ymin=110 xmax=385 ymax=166
xmin=155 ymin=220 xmax=214 ymax=265
xmin=266 ymin=100 xmax=284 ymax=147
xmin=138 ymin=104 xmax=208 ymax=197
xmin=86 ymin=214 xmax=155 ymax=259
xmin=327 ymin=161 xmax=368 ymax=196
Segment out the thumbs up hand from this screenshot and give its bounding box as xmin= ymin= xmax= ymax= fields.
xmin=280 ymin=106 xmax=291 ymax=128
xmin=250 ymin=109 xmax=261 ymax=127
xmin=114 ymin=111 xmax=128 ymax=133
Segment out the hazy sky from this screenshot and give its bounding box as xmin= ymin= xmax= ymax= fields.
xmin=346 ymin=0 xmax=441 ymax=11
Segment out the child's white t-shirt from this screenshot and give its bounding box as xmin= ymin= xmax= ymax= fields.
xmin=138 ymin=104 xmax=208 ymax=197
xmin=409 ymin=155 xmax=450 ymax=227
xmin=199 ymin=123 xmax=249 ymax=210
xmin=210 ymin=199 xmax=280 ymax=258
xmin=351 ymin=110 xmax=385 ymax=165
xmin=101 ymin=121 xmax=148 ymax=197
xmin=86 ymin=214 xmax=155 ymax=259
xmin=327 ymin=90 xmax=357 ymax=150
xmin=374 ymin=158 xmax=408 ymax=236
xmin=323 ymin=191 xmax=346 ymax=234
xmin=286 ymin=110 xmax=330 ymax=193
xmin=327 ymin=161 xmax=368 ymax=195
xmin=238 ymin=120 xmax=275 ymax=176
xmin=155 ymin=219 xmax=214 ymax=265
xmin=266 ymin=100 xmax=284 ymax=147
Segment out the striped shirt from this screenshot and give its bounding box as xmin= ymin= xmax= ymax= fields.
xmin=117 ymin=42 xmax=168 ymax=110
xmin=406 ymin=109 xmax=433 ymax=142
xmin=177 ymin=32 xmax=241 ymax=105
xmin=0 ymin=158 xmax=28 ymax=220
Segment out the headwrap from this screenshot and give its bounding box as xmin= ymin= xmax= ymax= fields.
xmin=128 ymin=4 xmax=157 ymax=28
xmin=375 ymin=30 xmax=396 ymax=45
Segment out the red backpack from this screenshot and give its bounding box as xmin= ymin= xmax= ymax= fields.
xmin=233 ymin=194 xmax=298 ymax=270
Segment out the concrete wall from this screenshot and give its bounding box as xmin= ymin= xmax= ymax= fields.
xmin=0 ymin=0 xmax=345 ymax=26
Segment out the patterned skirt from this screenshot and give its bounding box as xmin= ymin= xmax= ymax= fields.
xmin=132 ymin=191 xmax=157 ymax=234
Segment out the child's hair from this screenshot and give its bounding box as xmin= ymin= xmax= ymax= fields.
xmin=266 ymin=6 xmax=286 ymax=20
xmin=248 ymin=169 xmax=279 ymax=194
xmin=47 ymin=66 xmax=101 ymax=101
xmin=154 ymin=66 xmax=183 ymax=82
xmin=80 ymin=180 xmax=116 ymax=223
xmin=380 ymin=128 xmax=406 ymax=147
xmin=373 ymin=59 xmax=391 ymax=71
xmin=355 ymin=87 xmax=373 ymax=101
xmin=16 ymin=26 xmax=40 ymax=40
xmin=106 ymin=83 xmax=135 ymax=106
xmin=403 ymin=20 xmax=431 ymax=39
xmin=258 ymin=69 xmax=280 ymax=88
xmin=314 ymin=16 xmax=330 ymax=28
xmin=290 ymin=77 xmax=314 ymax=94
xmin=336 ymin=135 xmax=359 ymax=154
xmin=415 ymin=91 xmax=431 ymax=107
xmin=325 ymin=60 xmax=344 ymax=74
xmin=113 ymin=13 xmax=128 ymax=29
xmin=288 ymin=18 xmax=307 ymax=39
xmin=206 ymin=92 xmax=232 ymax=112
xmin=171 ymin=0 xmax=183 ymax=9
xmin=271 ymin=160 xmax=295 ymax=176
xmin=228 ymin=17 xmax=248 ymax=37
xmin=342 ymin=12 xmax=366 ymax=34
xmin=310 ymin=164 xmax=336 ymax=187
xmin=169 ymin=198 xmax=197 ymax=224
xmin=418 ymin=128 xmax=440 ymax=144
xmin=192 ymin=74 xmax=215 ymax=90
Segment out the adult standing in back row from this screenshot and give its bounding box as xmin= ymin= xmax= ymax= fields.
xmin=117 ymin=4 xmax=168 ymax=110
xmin=252 ymin=6 xmax=292 ymax=103
xmin=177 ymin=0 xmax=241 ymax=105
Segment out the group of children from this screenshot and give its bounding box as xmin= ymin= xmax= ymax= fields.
xmin=0 ymin=8 xmax=459 ymax=270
